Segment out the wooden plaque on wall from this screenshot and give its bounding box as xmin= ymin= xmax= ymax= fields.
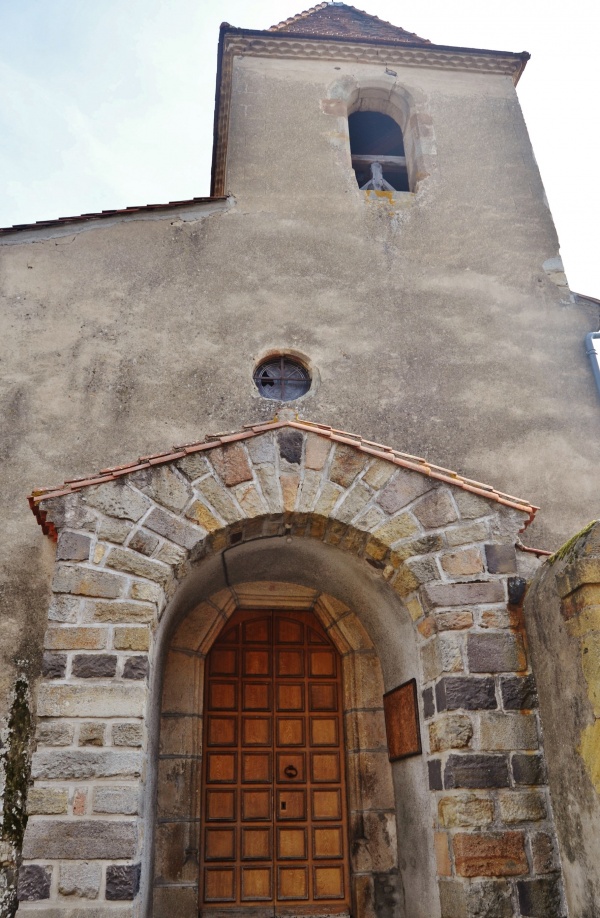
xmin=383 ymin=679 xmax=422 ymax=761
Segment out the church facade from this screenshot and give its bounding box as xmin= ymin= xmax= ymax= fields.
xmin=1 ymin=5 xmax=600 ymax=917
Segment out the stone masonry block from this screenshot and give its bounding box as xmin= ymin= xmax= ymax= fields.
xmin=511 ymin=753 xmax=546 ymax=786
xmin=438 ymin=793 xmax=494 ymax=828
xmin=453 ymin=490 xmax=494 ymax=520
xmin=82 ymin=600 xmax=155 ymax=623
xmin=421 ymin=640 xmax=441 ymax=683
xmin=428 ymin=759 xmax=443 ymax=790
xmin=209 ymin=443 xmax=253 ymax=486
xmin=278 ymin=429 xmax=303 ymax=464
xmin=72 ymin=654 xmax=117 ymax=678
xmin=27 ymin=787 xmax=68 ymax=815
xmin=112 ymin=723 xmax=143 ymax=747
xmin=36 ymin=721 xmax=74 ymax=746
xmin=23 ymin=820 xmax=136 ymax=860
xmin=58 ymin=861 xmax=101 ymax=898
xmin=145 ymin=505 xmax=202 ymax=549
xmin=42 ymin=652 xmax=66 ymax=678
xmin=332 ymin=481 xmax=371 ymax=524
xmin=422 ymin=686 xmax=435 ymax=719
xmin=479 ymin=713 xmax=538 ymax=751
xmin=500 ymin=674 xmax=537 ymax=710
xmin=467 ymin=632 xmax=526 ymax=673
xmin=423 ymin=581 xmax=505 ymax=610
xmin=246 ymin=432 xmax=276 ymax=465
xmin=485 ymin=544 xmax=517 ymax=574
xmin=97 ymin=516 xmax=133 ymax=544
xmin=57 ymin=531 xmax=92 ymax=562
xmin=197 ymin=475 xmax=243 ymax=522
xmin=329 ymin=444 xmax=367 ymax=488
xmin=122 ymin=656 xmax=148 ymax=680
xmin=374 ymin=513 xmax=420 ymax=545
xmin=79 ymin=723 xmax=106 ymax=746
xmin=37 ymin=683 xmax=145 ymax=718
xmin=435 ymin=611 xmax=474 ymax=630
xmin=48 ymin=594 xmax=81 ymax=623
xmin=105 ymin=547 xmax=170 ymax=585
xmin=453 ymin=831 xmax=527 ymax=877
xmin=52 ymin=564 xmax=127 ymax=599
xmin=438 ymin=880 xmax=467 ymax=918
xmin=445 ymin=520 xmax=489 ymax=547
xmin=84 ymin=481 xmax=151 ymax=521
xmin=517 ymin=877 xmax=564 ymax=917
xmin=139 ymin=465 xmax=192 ymax=513
xmin=113 ymin=627 xmax=149 ymax=651
xmin=128 ymin=529 xmax=159 ymax=556
xmin=465 ymin=880 xmax=513 ymax=918
xmin=32 ymin=750 xmax=141 ymax=780
xmin=376 ymin=471 xmax=431 ymax=515
xmin=436 ymin=677 xmax=497 ymax=711
xmin=176 ymin=452 xmax=211 ymax=481
xmin=17 ymin=864 xmax=51 ymax=901
xmin=413 ymin=489 xmax=458 ymax=529
xmin=304 ymin=433 xmax=330 ymax=470
xmin=106 ymin=863 xmax=141 ymax=900
xmin=442 ymin=548 xmax=484 ymax=577
xmin=497 ymin=790 xmax=546 ymax=823
xmin=438 ymin=633 xmax=464 ymax=673
xmin=185 ymin=499 xmax=221 ymax=531
xmin=45 ymin=626 xmax=107 ymax=650
xmin=444 ymin=754 xmax=510 ymax=789
xmin=429 ymin=715 xmax=473 ymax=752
xmin=93 ymin=786 xmax=139 ymax=815
xmin=530 ymin=832 xmax=559 ymax=874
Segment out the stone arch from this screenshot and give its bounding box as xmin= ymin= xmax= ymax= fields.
xmin=331 ymin=78 xmax=436 ymax=192
xmin=22 ymin=420 xmax=564 ymax=918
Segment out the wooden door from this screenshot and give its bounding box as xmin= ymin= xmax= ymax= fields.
xmin=200 ymin=609 xmax=350 ymax=917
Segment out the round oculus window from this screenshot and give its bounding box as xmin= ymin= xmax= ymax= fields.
xmin=253 ymin=356 xmax=310 ymax=401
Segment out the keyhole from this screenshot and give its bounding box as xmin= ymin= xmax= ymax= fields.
xmin=281 ymin=801 xmax=287 ymax=811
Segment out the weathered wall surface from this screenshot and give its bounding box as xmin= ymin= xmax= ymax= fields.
xmin=524 ymin=523 xmax=600 ymax=918
xmin=0 ymin=44 xmax=597 ymax=913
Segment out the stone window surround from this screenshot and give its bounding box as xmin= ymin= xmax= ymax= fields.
xmin=20 ymin=424 xmax=566 ymax=917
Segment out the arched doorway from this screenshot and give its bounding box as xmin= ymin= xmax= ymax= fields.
xmin=201 ymin=607 xmax=349 ymax=916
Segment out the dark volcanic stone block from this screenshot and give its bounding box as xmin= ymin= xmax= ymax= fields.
xmin=72 ymin=654 xmax=117 ymax=678
xmin=106 ymin=863 xmax=141 ymax=900
xmin=436 ymin=676 xmax=497 ymax=711
xmin=444 ymin=753 xmax=510 ymax=789
xmin=501 ymin=674 xmax=538 ymax=710
xmin=512 ymin=753 xmax=546 ymax=786
xmin=17 ymin=865 xmax=51 ymax=901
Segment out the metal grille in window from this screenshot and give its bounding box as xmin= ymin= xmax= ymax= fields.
xmin=254 ymin=357 xmax=310 ymax=401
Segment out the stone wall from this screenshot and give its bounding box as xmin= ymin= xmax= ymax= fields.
xmin=525 ymin=522 xmax=600 ymax=917
xmin=16 ymin=426 xmax=566 ymax=917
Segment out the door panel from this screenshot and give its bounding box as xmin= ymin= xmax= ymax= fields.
xmin=200 ymin=609 xmax=349 ymax=916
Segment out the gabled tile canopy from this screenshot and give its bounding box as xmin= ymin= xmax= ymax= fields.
xmin=29 ymin=418 xmax=537 ymax=541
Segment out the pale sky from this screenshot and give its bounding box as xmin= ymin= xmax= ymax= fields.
xmin=1 ymin=0 xmax=598 ymax=296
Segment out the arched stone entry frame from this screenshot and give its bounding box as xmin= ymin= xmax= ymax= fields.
xmin=22 ymin=420 xmax=565 ymax=918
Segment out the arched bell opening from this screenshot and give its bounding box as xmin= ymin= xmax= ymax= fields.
xmin=148 ymin=536 xmax=438 ymax=918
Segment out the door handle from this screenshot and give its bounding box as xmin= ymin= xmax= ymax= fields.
xmin=284 ymin=764 xmax=298 ymax=778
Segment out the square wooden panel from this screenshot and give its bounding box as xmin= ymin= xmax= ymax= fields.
xmin=276 ymin=618 xmax=304 ymax=644
xmin=276 ymin=790 xmax=306 ymax=821
xmin=311 ymin=789 xmax=342 ymax=821
xmin=242 ymin=682 xmax=271 ymax=711
xmin=310 ymin=752 xmax=340 ymax=783
xmin=277 ymin=683 xmax=304 ymax=712
xmin=244 ymin=649 xmax=271 ymax=677
xmin=207 ymin=752 xmax=236 ymax=783
xmin=383 ymin=678 xmax=422 ymax=762
xmin=309 ymin=683 xmax=337 ymax=711
xmin=242 ymin=753 xmax=272 ymax=784
xmin=205 ymin=827 xmax=236 ymax=861
xmin=205 ymin=789 xmax=236 ymax=822
xmin=309 ymin=717 xmax=338 ymax=747
xmin=207 ymin=716 xmax=237 ymax=747
xmin=204 ymin=867 xmax=235 ymax=902
xmin=277 ymin=827 xmax=307 ymax=860
xmin=277 ymin=650 xmax=304 ymax=677
xmin=210 ymin=649 xmax=238 ymax=676
xmin=309 ymin=650 xmax=336 ymax=677
xmin=277 ymin=753 xmax=305 ymax=783
xmin=241 ymin=827 xmax=272 ymax=861
xmin=242 ymin=716 xmax=271 ymax=746
xmin=208 ymin=681 xmax=237 ymax=711
xmin=277 ymin=866 xmax=308 ymax=900
xmin=277 ymin=717 xmax=305 ymax=747
xmin=242 ymin=789 xmax=271 ymax=821
xmin=241 ymin=866 xmax=272 ymax=901
xmin=313 ymin=827 xmax=343 ymax=859
xmin=313 ymin=866 xmax=345 ymax=899
xmin=243 ymin=618 xmax=270 ymax=644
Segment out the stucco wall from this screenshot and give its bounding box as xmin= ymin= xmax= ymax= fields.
xmin=0 ymin=42 xmax=598 ymax=912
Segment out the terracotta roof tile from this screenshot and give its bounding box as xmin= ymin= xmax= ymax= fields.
xmin=28 ymin=418 xmax=538 ymax=538
xmin=0 ymin=196 xmax=227 ymax=237
xmin=269 ymin=3 xmax=429 ymax=45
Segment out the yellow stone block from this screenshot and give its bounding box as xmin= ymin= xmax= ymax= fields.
xmin=579 ymin=720 xmax=600 ymax=794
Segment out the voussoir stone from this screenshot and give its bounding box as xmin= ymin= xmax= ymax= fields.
xmin=32 ymin=749 xmax=142 ymax=780
xmin=144 ymin=506 xmax=203 ymax=549
xmin=376 ymin=471 xmax=432 ymax=515
xmin=84 ymin=482 xmax=151 ymax=521
xmin=23 ymin=820 xmax=137 ymax=860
